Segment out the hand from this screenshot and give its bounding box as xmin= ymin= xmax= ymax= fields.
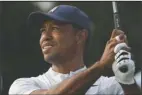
xmin=99 ymin=29 xmax=126 ymax=68
xmin=112 ymin=49 xmax=135 ymax=85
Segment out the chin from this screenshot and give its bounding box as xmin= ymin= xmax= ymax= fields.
xmin=44 ymin=54 xmax=52 ymax=62
xmin=43 ymin=52 xmax=60 ymax=63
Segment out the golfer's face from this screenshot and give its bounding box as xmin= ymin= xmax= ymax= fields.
xmin=39 ymin=20 xmax=78 ymax=63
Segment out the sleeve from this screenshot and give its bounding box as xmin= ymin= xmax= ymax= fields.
xmin=98 ymin=76 xmax=124 ymax=95
xmin=9 ymin=78 xmax=41 ymax=95
xmin=108 ymin=76 xmax=124 ymax=94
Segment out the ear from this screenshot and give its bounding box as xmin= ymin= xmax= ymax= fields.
xmin=76 ymin=29 xmax=88 ymax=44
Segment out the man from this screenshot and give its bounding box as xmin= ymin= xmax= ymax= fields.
xmin=9 ymin=5 xmax=140 ymax=95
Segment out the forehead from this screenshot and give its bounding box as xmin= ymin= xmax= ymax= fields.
xmin=42 ymin=20 xmax=71 ymax=27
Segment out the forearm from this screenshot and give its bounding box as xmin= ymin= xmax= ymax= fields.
xmin=120 ymin=83 xmax=141 ymax=95
xmin=30 ymin=61 xmax=104 ymax=95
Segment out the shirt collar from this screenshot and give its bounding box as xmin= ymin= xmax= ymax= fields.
xmin=47 ymin=66 xmax=87 ymax=82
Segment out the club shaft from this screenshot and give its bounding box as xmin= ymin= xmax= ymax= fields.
xmin=112 ymin=1 xmax=121 ymax=29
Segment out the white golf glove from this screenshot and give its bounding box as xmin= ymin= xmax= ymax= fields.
xmin=112 ymin=42 xmax=135 ymax=85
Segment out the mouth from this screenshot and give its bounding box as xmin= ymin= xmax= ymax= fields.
xmin=42 ymin=45 xmax=53 ymax=53
xmin=41 ymin=42 xmax=54 ymax=53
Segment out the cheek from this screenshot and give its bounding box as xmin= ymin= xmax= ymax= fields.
xmin=55 ymin=34 xmax=77 ymax=50
xmin=39 ymin=37 xmax=42 ymax=47
xmin=39 ymin=34 xmax=44 ymax=47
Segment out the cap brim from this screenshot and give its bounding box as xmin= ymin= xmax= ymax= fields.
xmin=28 ymin=11 xmax=72 ymax=28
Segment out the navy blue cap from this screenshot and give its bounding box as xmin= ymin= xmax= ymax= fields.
xmin=28 ymin=5 xmax=92 ymax=32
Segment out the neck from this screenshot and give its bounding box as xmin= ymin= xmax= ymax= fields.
xmin=51 ymin=52 xmax=85 ymax=74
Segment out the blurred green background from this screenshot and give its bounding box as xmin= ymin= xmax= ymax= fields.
xmin=0 ymin=1 xmax=142 ymax=95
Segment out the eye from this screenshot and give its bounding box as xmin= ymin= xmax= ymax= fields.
xmin=52 ymin=26 xmax=60 ymax=32
xmin=40 ymin=28 xmax=46 ymax=33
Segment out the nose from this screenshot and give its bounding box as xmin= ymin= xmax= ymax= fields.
xmin=40 ymin=27 xmax=53 ymax=45
xmin=41 ymin=26 xmax=53 ymax=41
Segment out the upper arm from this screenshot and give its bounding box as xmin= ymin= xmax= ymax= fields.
xmin=29 ymin=89 xmax=49 ymax=95
xmin=9 ymin=78 xmax=40 ymax=94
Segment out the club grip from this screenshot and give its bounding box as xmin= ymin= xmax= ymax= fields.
xmin=113 ymin=13 xmax=121 ymax=29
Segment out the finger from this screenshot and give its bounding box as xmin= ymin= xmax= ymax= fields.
xmin=107 ymin=37 xmax=117 ymax=45
xmin=117 ymin=34 xmax=128 ymax=44
xmin=110 ymin=29 xmax=117 ymax=40
xmin=116 ymin=36 xmax=125 ymax=43
xmin=110 ymin=29 xmax=124 ymax=40
xmin=115 ymin=34 xmax=125 ymax=42
xmin=109 ymin=39 xmax=118 ymax=49
xmin=119 ymin=34 xmax=125 ymax=40
xmin=115 ymin=30 xmax=124 ymax=36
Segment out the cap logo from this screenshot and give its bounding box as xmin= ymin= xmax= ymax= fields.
xmin=49 ymin=6 xmax=58 ymax=13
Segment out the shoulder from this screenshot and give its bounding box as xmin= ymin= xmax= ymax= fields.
xmin=9 ymin=77 xmax=39 ymax=94
xmin=9 ymin=72 xmax=50 ymax=94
